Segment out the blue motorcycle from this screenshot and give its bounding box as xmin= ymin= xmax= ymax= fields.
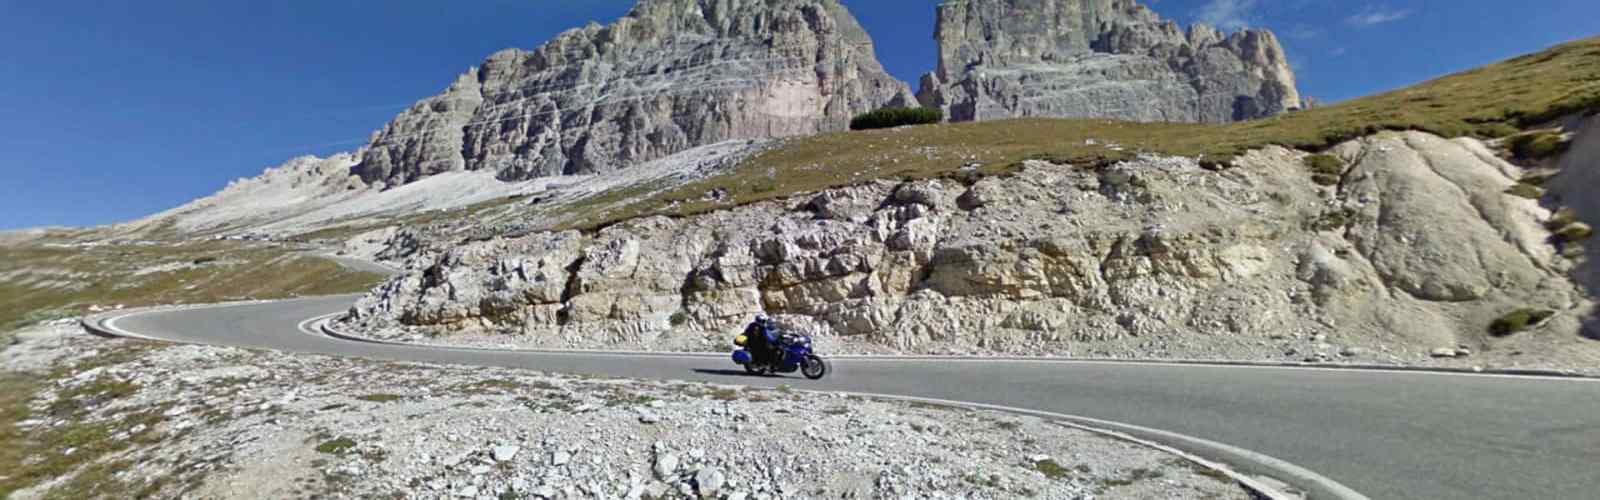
xmin=732 ymin=333 xmax=828 ymax=379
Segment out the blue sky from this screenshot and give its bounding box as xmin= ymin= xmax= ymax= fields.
xmin=1 ymin=0 xmax=1596 ymax=230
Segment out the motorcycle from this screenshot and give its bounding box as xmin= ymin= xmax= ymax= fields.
xmin=732 ymin=332 xmax=828 ymax=380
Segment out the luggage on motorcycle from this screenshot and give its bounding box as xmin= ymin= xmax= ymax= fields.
xmin=733 ymin=335 xmax=748 ymax=347
xmin=731 ymin=349 xmax=753 ymax=364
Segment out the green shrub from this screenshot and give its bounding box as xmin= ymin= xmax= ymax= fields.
xmin=1303 ymin=154 xmax=1345 ymax=175
xmin=669 ymin=311 xmax=688 ymax=326
xmin=1520 ymin=171 xmax=1558 ymax=186
xmin=1489 ymin=309 xmax=1555 ymax=337
xmin=315 ymin=437 xmax=357 ymax=455
xmin=1555 ymin=222 xmax=1594 ymax=243
xmin=849 ymin=107 xmax=944 ymax=131
xmin=1308 ymin=208 xmax=1360 ymax=232
xmin=1302 ymin=154 xmax=1345 ymax=186
xmin=1507 ymin=132 xmax=1570 ymax=160
xmin=1547 ymin=207 xmax=1580 ymax=230
xmin=1505 ymin=183 xmax=1544 ymax=199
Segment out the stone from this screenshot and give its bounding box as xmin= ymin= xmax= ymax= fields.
xmin=696 ymin=468 xmax=726 ymax=497
xmin=654 ymin=453 xmax=679 ymax=480
xmin=916 ymin=0 xmax=1300 ymax=123
xmin=491 ymin=445 xmax=520 ymax=463
xmin=553 ymin=451 xmax=571 ymax=466
xmin=1430 ymin=348 xmax=1459 ymax=358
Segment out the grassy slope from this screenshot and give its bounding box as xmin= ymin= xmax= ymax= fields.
xmin=572 ymin=36 xmax=1600 ymax=230
xmin=0 ymin=240 xmax=386 ymax=338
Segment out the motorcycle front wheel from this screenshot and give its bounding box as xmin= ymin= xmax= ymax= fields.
xmin=801 ymin=354 xmax=828 ymax=380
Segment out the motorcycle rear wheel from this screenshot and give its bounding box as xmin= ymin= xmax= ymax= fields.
xmin=801 ymin=355 xmax=827 ymax=380
xmin=743 ymin=363 xmax=765 ymax=375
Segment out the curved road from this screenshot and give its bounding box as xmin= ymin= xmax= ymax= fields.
xmin=96 ymin=296 xmax=1600 ymax=500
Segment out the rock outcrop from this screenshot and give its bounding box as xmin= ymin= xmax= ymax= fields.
xmin=348 ymin=132 xmax=1592 ymax=362
xmin=915 ymin=0 xmax=1301 ymax=123
xmin=355 ymin=0 xmax=913 ymax=187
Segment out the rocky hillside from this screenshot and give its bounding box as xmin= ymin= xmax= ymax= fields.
xmin=916 ymin=0 xmax=1301 ymax=123
xmin=338 ymin=36 xmax=1600 ymax=371
xmin=355 ymin=0 xmax=913 ymax=187
xmin=119 ymin=154 xmax=366 ymax=236
xmin=345 ymin=127 xmax=1598 ymax=370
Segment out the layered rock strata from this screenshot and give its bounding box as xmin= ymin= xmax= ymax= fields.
xmin=916 ymin=0 xmax=1302 ymax=123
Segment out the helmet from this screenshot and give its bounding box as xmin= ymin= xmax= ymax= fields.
xmin=755 ymin=312 xmax=770 ymax=323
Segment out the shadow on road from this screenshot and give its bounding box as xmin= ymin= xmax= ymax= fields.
xmin=691 ymin=368 xmax=764 ymax=378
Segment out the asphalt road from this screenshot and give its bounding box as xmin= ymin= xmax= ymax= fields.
xmin=99 ymin=295 xmax=1600 ymax=500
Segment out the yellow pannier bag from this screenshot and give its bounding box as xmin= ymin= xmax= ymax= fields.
xmin=734 ymin=335 xmax=748 ymax=347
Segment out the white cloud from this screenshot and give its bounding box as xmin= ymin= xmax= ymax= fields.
xmin=1197 ymin=0 xmax=1259 ymax=31
xmin=1347 ymin=6 xmax=1413 ymax=26
xmin=1331 ymin=47 xmax=1348 ymax=57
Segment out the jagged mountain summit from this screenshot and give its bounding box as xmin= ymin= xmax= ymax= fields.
xmin=916 ymin=0 xmax=1302 ymax=123
xmin=355 ymin=0 xmax=913 ymax=187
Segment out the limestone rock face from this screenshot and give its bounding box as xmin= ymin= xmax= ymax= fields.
xmin=348 ymin=132 xmax=1588 ymax=358
xmin=916 ymin=0 xmax=1301 ymax=123
xmin=355 ymin=0 xmax=913 ymax=187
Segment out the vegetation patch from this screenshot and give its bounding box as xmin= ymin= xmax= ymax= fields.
xmin=1505 ymin=183 xmax=1545 ymax=199
xmin=1506 ymin=131 xmax=1572 ymax=160
xmin=1309 ymin=208 xmax=1363 ymax=232
xmin=355 ymin=394 xmax=404 ymax=403
xmin=963 ymin=472 xmax=1004 ymax=489
xmin=315 ymin=437 xmax=359 ymax=455
xmin=0 ymin=240 xmax=386 ymax=334
xmin=1032 ymin=458 xmax=1086 ymax=480
xmin=1547 ymin=207 xmax=1580 ymax=230
xmin=1 ymin=368 xmax=169 ymax=498
xmin=1303 ymin=154 xmax=1346 ymax=186
xmin=1554 ymin=222 xmax=1594 ymax=244
xmin=849 ymin=106 xmax=944 ymax=131
xmin=8 ymin=308 xmax=78 ymax=332
xmin=1490 ymin=308 xmax=1556 ymax=337
xmin=706 ymin=388 xmax=742 ymax=401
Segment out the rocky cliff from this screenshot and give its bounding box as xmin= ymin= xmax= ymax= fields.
xmin=916 ymin=0 xmax=1301 ymax=123
xmin=344 ymin=129 xmax=1599 ymax=368
xmin=355 ymin=0 xmax=913 ymax=187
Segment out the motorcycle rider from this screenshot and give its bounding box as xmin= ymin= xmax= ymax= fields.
xmin=742 ymin=313 xmax=779 ymax=368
